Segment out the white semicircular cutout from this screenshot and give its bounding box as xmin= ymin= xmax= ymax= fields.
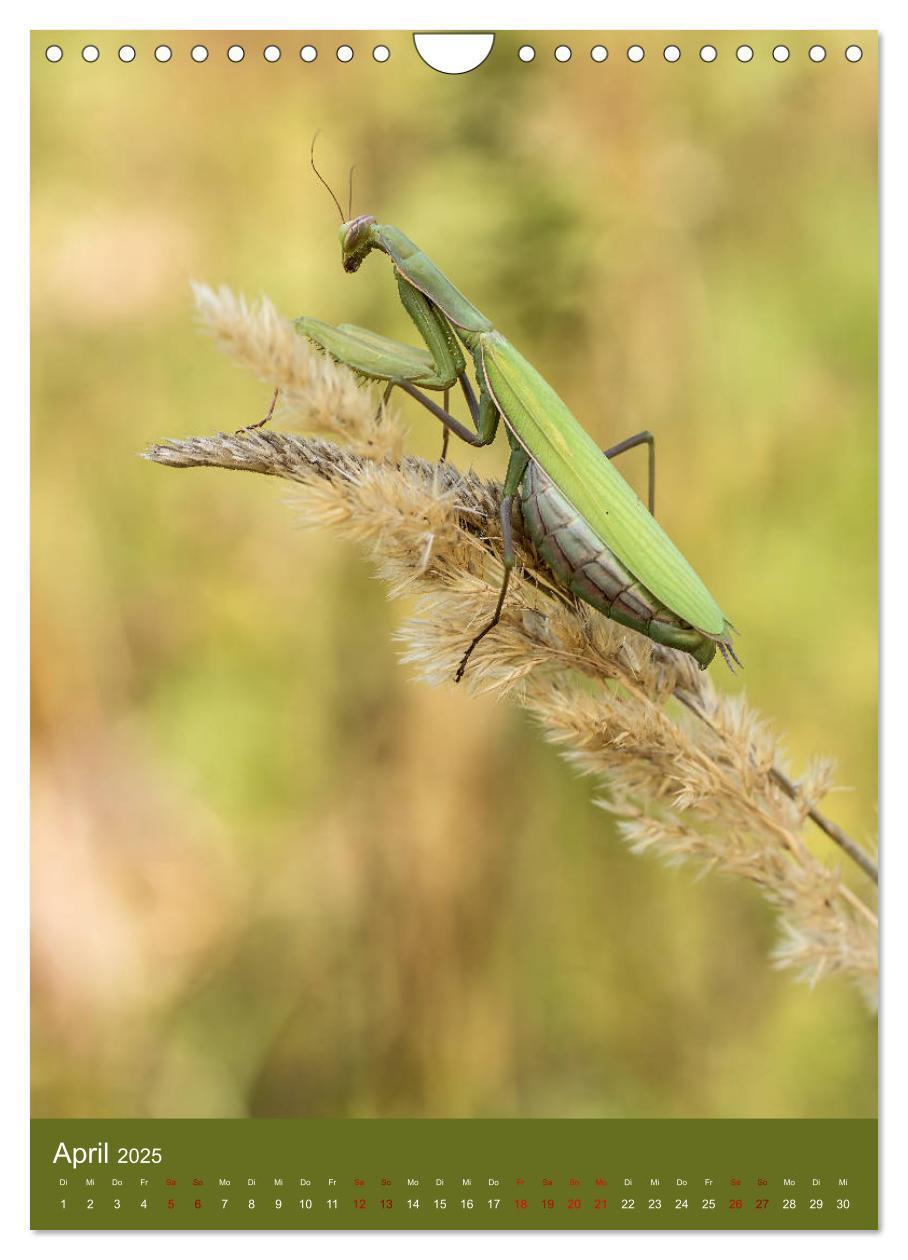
xmin=413 ymin=33 xmax=494 ymax=74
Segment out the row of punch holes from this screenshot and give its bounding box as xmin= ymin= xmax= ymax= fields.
xmin=534 ymin=43 xmax=863 ymax=63
xmin=45 ymin=41 xmax=864 ymax=66
xmin=45 ymin=44 xmax=387 ymax=64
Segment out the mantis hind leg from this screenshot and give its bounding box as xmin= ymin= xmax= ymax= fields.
xmin=454 ymin=442 xmax=530 ymax=683
xmin=603 ymin=430 xmax=656 ymax=515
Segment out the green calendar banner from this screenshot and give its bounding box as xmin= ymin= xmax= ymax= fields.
xmin=32 ymin=1118 xmax=876 ymax=1229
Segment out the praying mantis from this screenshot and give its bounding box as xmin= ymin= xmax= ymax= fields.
xmin=276 ymin=156 xmax=739 ymax=681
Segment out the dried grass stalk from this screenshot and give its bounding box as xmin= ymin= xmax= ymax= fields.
xmin=146 ymin=285 xmax=878 ymax=1005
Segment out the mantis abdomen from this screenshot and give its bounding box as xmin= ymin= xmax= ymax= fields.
xmin=520 ymin=462 xmax=719 ymax=668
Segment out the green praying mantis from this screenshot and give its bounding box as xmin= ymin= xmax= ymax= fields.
xmin=262 ymin=153 xmax=739 ymax=681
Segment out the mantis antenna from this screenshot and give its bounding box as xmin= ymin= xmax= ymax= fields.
xmin=347 ymin=165 xmax=356 ymax=220
xmin=310 ymin=131 xmax=345 ymax=223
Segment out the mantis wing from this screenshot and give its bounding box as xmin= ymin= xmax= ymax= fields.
xmin=481 ymin=331 xmax=730 ymax=638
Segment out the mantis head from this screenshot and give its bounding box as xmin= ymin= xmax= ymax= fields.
xmin=339 ymin=215 xmax=378 ymax=273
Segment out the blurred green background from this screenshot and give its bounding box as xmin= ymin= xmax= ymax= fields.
xmin=31 ymin=31 xmax=877 ymax=1119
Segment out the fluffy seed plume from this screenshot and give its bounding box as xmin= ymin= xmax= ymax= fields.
xmin=146 ymin=286 xmax=878 ymax=1004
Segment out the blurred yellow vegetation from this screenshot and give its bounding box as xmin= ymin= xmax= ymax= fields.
xmin=32 ymin=31 xmax=876 ymax=1119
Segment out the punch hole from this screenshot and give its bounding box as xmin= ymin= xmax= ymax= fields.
xmin=591 ymin=45 xmax=608 ymax=63
xmin=809 ymin=45 xmax=826 ymax=62
xmin=191 ymin=45 xmax=208 ymax=62
xmin=699 ymin=45 xmax=717 ymax=63
xmin=554 ymin=45 xmax=571 ymax=63
xmin=413 ymin=33 xmax=494 ymax=74
xmin=82 ymin=45 xmax=99 ymax=62
xmin=118 ymin=45 xmax=136 ymax=63
xmin=518 ymin=45 xmax=535 ymax=62
xmin=736 ymin=45 xmax=754 ymax=62
xmin=45 ymin=45 xmax=63 ymax=62
xmin=337 ymin=45 xmax=354 ymax=62
xmin=845 ymin=45 xmax=863 ymax=62
xmin=227 ymin=45 xmax=244 ymax=63
xmin=663 ymin=45 xmax=681 ymax=62
xmin=627 ymin=45 xmax=645 ymax=63
xmin=772 ymin=45 xmax=790 ymax=62
xmin=264 ymin=45 xmax=281 ymax=63
xmin=155 ymin=45 xmax=172 ymax=63
xmin=372 ymin=45 xmax=390 ymax=62
xmin=300 ymin=45 xmax=317 ymax=63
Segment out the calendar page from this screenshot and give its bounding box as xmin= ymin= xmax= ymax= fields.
xmin=29 ymin=27 xmax=878 ymax=1232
